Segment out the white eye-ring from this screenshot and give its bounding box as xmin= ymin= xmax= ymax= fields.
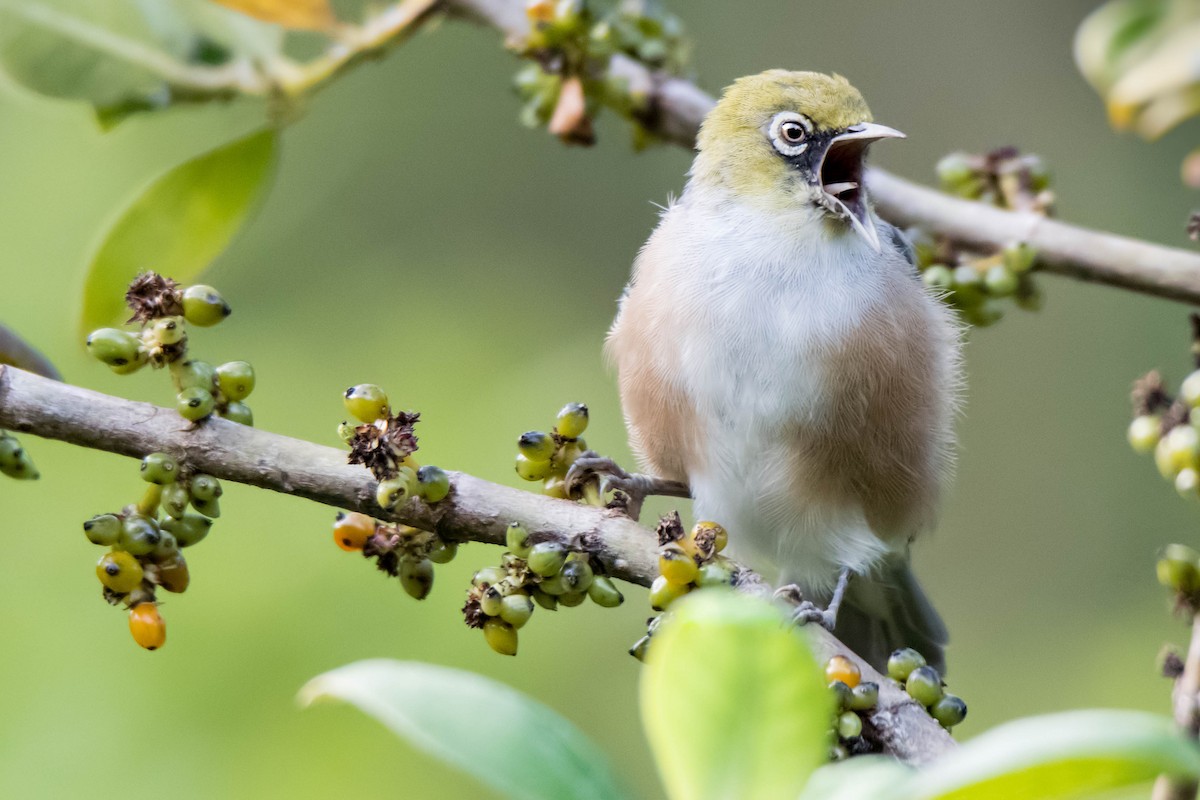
xmin=768 ymin=112 xmax=812 ymax=156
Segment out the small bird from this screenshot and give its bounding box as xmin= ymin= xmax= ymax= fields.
xmin=596 ymin=70 xmax=961 ymax=670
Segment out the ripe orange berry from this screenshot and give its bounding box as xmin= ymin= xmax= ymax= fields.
xmin=129 ymin=603 xmax=166 ymax=651
xmin=825 ymin=654 xmax=861 ymax=689
xmin=333 ymin=512 xmax=375 ymax=552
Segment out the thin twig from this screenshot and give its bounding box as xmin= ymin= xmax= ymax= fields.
xmin=0 ymin=364 xmax=954 ymax=765
xmin=1155 ymin=611 xmax=1200 ymax=800
xmin=445 ymin=0 xmax=1200 ymax=306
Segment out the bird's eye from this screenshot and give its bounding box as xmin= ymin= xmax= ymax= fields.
xmin=769 ymin=112 xmax=812 ymax=156
xmin=780 ymin=122 xmax=806 ymax=143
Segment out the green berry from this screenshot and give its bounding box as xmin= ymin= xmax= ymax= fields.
xmin=506 ymin=523 xmax=533 ymax=559
xmin=119 ymin=515 xmax=162 ymax=556
xmin=1128 ymin=415 xmax=1162 ymax=454
xmin=416 ymin=465 xmax=450 ymax=503
xmin=480 ymin=585 xmax=505 ymax=616
xmin=837 ymin=711 xmax=863 ymax=740
xmin=483 ymin=618 xmax=518 ymax=656
xmin=1157 ymin=544 xmax=1200 ymax=593
xmin=86 ymin=328 xmax=143 ymax=368
xmin=173 ymin=360 xmax=216 ymax=392
xmin=828 ymin=680 xmax=853 ymax=712
xmin=921 ymin=264 xmax=954 ymax=291
xmin=931 ymin=694 xmax=967 ymax=728
xmin=515 ymin=454 xmax=552 ymax=482
xmin=108 ymin=352 xmax=149 ymax=375
xmin=161 ymin=483 xmax=190 ymax=519
xmin=161 ymin=514 xmax=213 ymax=547
xmin=338 ymin=421 xmax=356 ymax=444
xmin=0 ymin=438 xmax=38 ymax=479
xmin=221 ymin=401 xmax=254 ymax=426
xmin=532 ymin=589 xmax=558 ymax=610
xmin=518 ymin=431 xmax=556 ymax=461
xmin=149 ymin=316 xmax=186 ymax=346
xmin=528 ymin=542 xmax=568 ymax=577
xmin=1014 ymin=275 xmax=1044 ymax=311
xmin=905 ymin=665 xmax=944 ymax=707
xmin=189 ymin=474 xmax=222 ymax=502
xmin=1178 ymin=468 xmax=1200 ymax=499
xmin=849 ymin=681 xmax=880 ymax=712
xmin=83 ymin=514 xmax=121 ymax=546
xmin=140 ymin=452 xmax=179 ymax=485
xmin=177 ymin=388 xmax=215 ymax=421
xmin=427 ymin=541 xmax=458 ymax=564
xmin=97 ymin=550 xmax=144 ymax=593
xmin=191 ymin=495 xmax=221 ymax=519
xmin=181 ymin=284 xmax=231 ymax=327
xmin=499 ymin=594 xmax=535 ymax=628
xmin=555 ymin=402 xmax=589 ymax=439
xmin=950 ymin=266 xmax=985 ymax=307
xmin=539 ymin=574 xmax=567 ymax=596
xmin=472 ymin=566 xmax=505 ymax=587
xmin=587 ymin=575 xmax=624 ymax=607
xmin=1002 ymin=242 xmax=1036 ymax=274
xmin=935 ymin=152 xmax=976 ymax=193
xmin=696 ymin=562 xmax=735 ymax=587
xmin=152 ymin=530 xmax=179 ymax=559
xmin=376 ymin=471 xmax=415 ymax=510
xmin=1158 ymin=425 xmax=1200 ymax=478
xmin=561 ymin=557 xmax=594 ymax=593
xmin=557 ymin=591 xmax=587 ymax=607
xmin=215 ymin=361 xmax=255 ymax=401
xmin=399 ymin=558 xmax=434 ymax=600
xmin=1183 ymin=371 xmax=1200 ymax=408
xmin=887 ymin=647 xmax=927 ymax=682
xmin=983 ymin=264 xmax=1018 ymax=297
xmin=343 ymin=384 xmax=390 ymax=423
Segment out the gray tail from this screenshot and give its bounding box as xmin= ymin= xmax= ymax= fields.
xmin=833 ymin=559 xmax=947 ymax=675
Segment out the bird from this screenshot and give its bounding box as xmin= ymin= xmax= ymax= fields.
xmin=580 ymin=70 xmax=961 ymax=671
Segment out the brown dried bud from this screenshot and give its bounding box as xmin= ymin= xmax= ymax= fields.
xmin=655 ymin=510 xmax=685 ymax=546
xmin=125 ymin=272 xmax=183 ymax=324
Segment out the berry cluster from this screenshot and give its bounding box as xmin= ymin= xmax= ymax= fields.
xmin=463 ymin=522 xmax=624 ymax=656
xmin=85 ymin=273 xmax=256 ymax=424
xmin=887 ymin=647 xmax=967 ymax=730
xmin=824 ymin=655 xmax=880 ymax=760
xmin=332 ymin=511 xmax=459 ymax=600
xmin=514 ymin=402 xmax=594 ymax=502
xmin=87 ymin=452 xmax=223 ymax=650
xmin=338 ymin=384 xmax=450 ymax=507
xmin=515 ymin=0 xmax=689 ymax=147
xmin=1125 ymin=356 xmax=1200 ymax=500
xmin=1156 ymin=544 xmax=1200 ymax=605
xmin=914 ymin=147 xmax=1052 ymax=327
xmin=648 ymin=512 xmax=734 ymax=611
xmin=0 ymin=429 xmax=38 ymax=480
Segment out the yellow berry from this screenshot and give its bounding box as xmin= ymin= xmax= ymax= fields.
xmin=343 ymin=384 xmax=390 ymax=423
xmin=1128 ymin=415 xmax=1162 ymax=454
xmin=129 ymin=603 xmax=166 ymax=650
xmin=825 ymin=655 xmax=861 ymax=689
xmin=97 ymin=551 xmax=144 ymax=593
xmin=515 ymin=454 xmax=552 ymax=482
xmin=649 ymin=574 xmax=691 ymax=611
xmin=555 ymin=402 xmax=589 ymax=439
xmin=658 ymin=543 xmax=699 ymax=585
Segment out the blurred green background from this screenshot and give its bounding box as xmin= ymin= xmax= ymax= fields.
xmin=1 ymin=1 xmax=1197 ymax=797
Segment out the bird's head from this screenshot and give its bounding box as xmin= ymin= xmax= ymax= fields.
xmin=692 ymin=70 xmax=904 ymax=250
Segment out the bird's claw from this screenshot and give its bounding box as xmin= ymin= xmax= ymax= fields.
xmin=564 ymin=453 xmax=690 ymax=521
xmin=790 ymin=600 xmax=837 ymax=632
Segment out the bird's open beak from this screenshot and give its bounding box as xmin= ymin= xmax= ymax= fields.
xmin=817 ymin=122 xmax=905 ymax=251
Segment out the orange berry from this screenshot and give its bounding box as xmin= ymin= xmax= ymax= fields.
xmin=129 ymin=603 xmax=166 ymax=651
xmin=825 ymin=654 xmax=861 ymax=689
xmin=333 ymin=512 xmax=375 ymax=552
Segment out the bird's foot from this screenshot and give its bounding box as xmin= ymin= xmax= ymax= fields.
xmin=774 ymin=567 xmax=854 ymax=633
xmin=565 ymin=452 xmax=690 ymax=521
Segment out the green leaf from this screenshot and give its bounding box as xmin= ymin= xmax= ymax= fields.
xmin=0 ymin=0 xmax=282 ymax=123
xmin=640 ymin=590 xmax=833 ymax=800
xmin=80 ymin=127 xmax=278 ymax=333
xmin=798 ymin=757 xmax=913 ymax=800
xmin=299 ymin=659 xmax=628 ymax=800
xmin=899 ymin=709 xmax=1200 ymax=800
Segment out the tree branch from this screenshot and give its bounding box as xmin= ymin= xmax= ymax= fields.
xmin=446 ymin=0 xmax=1200 ymax=306
xmin=0 ymin=363 xmax=953 ymax=764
